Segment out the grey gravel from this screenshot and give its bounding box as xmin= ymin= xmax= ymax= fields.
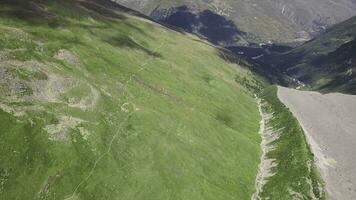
xmin=278 ymin=86 xmax=356 ymax=200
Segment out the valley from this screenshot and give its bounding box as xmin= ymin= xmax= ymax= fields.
xmin=114 ymin=0 xmax=356 ymax=45
xmin=261 ymin=15 xmax=356 ymax=94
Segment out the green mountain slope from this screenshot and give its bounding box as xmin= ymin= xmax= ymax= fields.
xmin=114 ymin=0 xmax=356 ymax=44
xmin=258 ymin=86 xmax=325 ymax=200
xmin=266 ymin=16 xmax=356 ymax=94
xmin=0 ymin=0 xmax=264 ymax=199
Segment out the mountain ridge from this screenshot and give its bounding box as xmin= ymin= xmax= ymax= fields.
xmin=264 ymin=15 xmax=356 ymax=94
xmin=113 ymin=0 xmax=356 ymax=45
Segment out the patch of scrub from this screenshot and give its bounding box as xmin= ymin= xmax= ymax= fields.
xmin=0 ymin=61 xmax=35 ymax=98
xmin=54 ymin=49 xmax=89 ymax=76
xmin=78 ymin=127 xmax=90 ymax=140
xmin=120 ymin=102 xmax=132 ymax=113
xmin=31 ymin=72 xmax=76 ymax=103
xmin=65 ymin=84 xmax=101 ymax=111
xmin=0 ymin=168 xmax=10 ymax=193
xmin=64 ymin=194 xmax=79 ymax=200
xmin=38 ymin=173 xmax=61 ymax=200
xmin=0 ymin=26 xmax=31 ymax=41
xmin=0 ymin=59 xmax=74 ymax=103
xmin=55 ymin=49 xmax=81 ymax=66
xmin=100 ymin=86 xmax=112 ymax=97
xmin=44 ymin=116 xmax=83 ymax=141
xmin=0 ymin=102 xmax=25 ymax=117
xmin=121 ymin=102 xmax=140 ymax=113
xmin=288 ymin=188 xmax=304 ymax=200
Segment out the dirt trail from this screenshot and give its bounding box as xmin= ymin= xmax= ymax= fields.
xmin=277 ymin=86 xmax=356 ymax=200
xmin=251 ymin=99 xmax=279 ymax=200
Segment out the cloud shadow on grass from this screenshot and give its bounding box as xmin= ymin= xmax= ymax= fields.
xmin=104 ymin=35 xmax=162 ymax=58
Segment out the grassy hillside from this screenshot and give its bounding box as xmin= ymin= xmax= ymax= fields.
xmin=266 ymin=16 xmax=356 ymax=94
xmin=0 ymin=0 xmax=263 ymax=199
xmin=314 ymin=39 xmax=356 ymax=93
xmin=114 ymin=0 xmax=356 ymax=44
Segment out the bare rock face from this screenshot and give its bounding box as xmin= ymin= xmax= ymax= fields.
xmin=113 ymin=0 xmax=356 ymax=44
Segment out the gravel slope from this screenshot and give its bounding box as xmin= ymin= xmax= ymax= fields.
xmin=277 ymin=86 xmax=356 ymax=200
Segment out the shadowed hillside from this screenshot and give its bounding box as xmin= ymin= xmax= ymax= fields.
xmin=262 ymin=16 xmax=356 ymax=94
xmin=151 ymin=5 xmax=246 ymax=46
xmin=114 ymin=0 xmax=356 ymax=44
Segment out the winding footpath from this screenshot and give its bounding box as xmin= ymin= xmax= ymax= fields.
xmin=251 ymin=99 xmax=279 ymax=200
xmin=277 ymin=86 xmax=356 ymax=200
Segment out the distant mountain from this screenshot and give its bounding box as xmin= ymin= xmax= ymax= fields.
xmin=263 ymin=16 xmax=356 ymax=94
xmin=113 ymin=0 xmax=356 ymax=45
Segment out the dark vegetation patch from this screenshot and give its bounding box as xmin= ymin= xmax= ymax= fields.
xmin=78 ymin=1 xmax=127 ymax=20
xmin=252 ymin=15 xmax=356 ymax=94
xmin=217 ymin=47 xmax=243 ymax=64
xmin=132 ymin=76 xmax=181 ymax=102
xmin=304 ymin=39 xmax=356 ymax=93
xmin=0 ymin=0 xmax=65 ymax=28
xmin=202 ymin=75 xmax=214 ymax=84
xmin=151 ymin=5 xmax=245 ymax=45
xmin=217 ymin=47 xmax=293 ymax=88
xmin=0 ymin=0 xmax=139 ymax=29
xmin=10 ymin=67 xmax=48 ymax=81
xmin=234 ymin=75 xmax=262 ymax=94
xmin=157 ymin=6 xmax=198 ymax=32
xmin=215 ymin=112 xmax=233 ymax=128
xmin=19 ymin=84 xmax=33 ymax=96
xmin=0 ymin=109 xmax=62 ymax=198
xmin=198 ymin=10 xmax=243 ymax=44
xmin=227 ymin=46 xmax=264 ymax=58
xmin=267 ymin=44 xmax=294 ymax=53
xmin=105 ymin=35 xmax=161 ymax=57
xmin=87 ymin=0 xmax=157 ymax=21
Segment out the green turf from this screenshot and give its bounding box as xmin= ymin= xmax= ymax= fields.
xmin=259 ymin=86 xmax=325 ymax=199
xmin=0 ymin=1 xmax=262 ymax=199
